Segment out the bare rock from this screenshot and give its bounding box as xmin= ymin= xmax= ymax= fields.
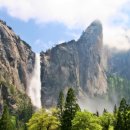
xmin=40 ymin=20 xmax=107 ymax=107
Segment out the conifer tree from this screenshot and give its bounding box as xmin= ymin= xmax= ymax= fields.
xmin=103 ymin=108 xmax=108 ymax=114
xmin=61 ymin=88 xmax=80 ymax=130
xmin=96 ymin=111 xmax=99 ymax=117
xmin=114 ymin=98 xmax=128 ymax=130
xmin=0 ymin=104 xmax=14 ymax=130
xmin=113 ymin=104 xmax=117 ymax=116
xmin=57 ymin=90 xmax=64 ymax=119
xmin=126 ymin=108 xmax=130 ymax=129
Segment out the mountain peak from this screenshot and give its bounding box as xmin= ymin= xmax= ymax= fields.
xmin=79 ymin=20 xmax=103 ymax=44
xmin=0 ymin=19 xmax=6 ymax=25
xmin=89 ymin=20 xmax=102 ymax=28
xmin=84 ymin=20 xmax=102 ymax=35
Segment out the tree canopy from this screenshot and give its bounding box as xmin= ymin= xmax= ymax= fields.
xmin=61 ymin=88 xmax=80 ymax=130
xmin=27 ymin=109 xmax=60 ymax=130
xmin=72 ymin=111 xmax=102 ymax=130
xmin=0 ymin=104 xmax=14 ymax=130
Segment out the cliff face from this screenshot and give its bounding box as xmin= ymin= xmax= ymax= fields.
xmin=41 ymin=20 xmax=107 ymax=107
xmin=0 ymin=20 xmax=35 ymax=91
xmin=108 ymin=49 xmax=130 ymax=80
xmin=0 ymin=20 xmax=35 ymax=115
xmin=1 ymin=18 xmax=130 ymax=110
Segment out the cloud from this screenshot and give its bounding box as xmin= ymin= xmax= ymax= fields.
xmin=0 ymin=0 xmax=130 ymax=50
xmin=104 ymin=26 xmax=130 ymax=50
xmin=0 ymin=0 xmax=128 ymax=27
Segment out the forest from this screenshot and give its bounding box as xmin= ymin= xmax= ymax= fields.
xmin=0 ymin=86 xmax=130 ymax=130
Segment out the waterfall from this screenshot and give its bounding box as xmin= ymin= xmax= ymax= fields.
xmin=28 ymin=53 xmax=41 ymax=109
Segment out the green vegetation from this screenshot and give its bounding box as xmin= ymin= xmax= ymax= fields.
xmin=107 ymin=75 xmax=130 ymax=103
xmin=100 ymin=112 xmax=115 ymax=130
xmin=0 ymin=104 xmax=15 ymax=130
xmin=0 ymin=81 xmax=33 ymax=130
xmin=1 ymin=81 xmax=130 ymax=130
xmin=26 ymin=97 xmax=130 ymax=130
xmin=57 ymin=90 xmax=64 ymax=121
xmin=61 ymin=88 xmax=80 ymax=130
xmin=72 ymin=111 xmax=102 ymax=130
xmin=27 ymin=109 xmax=60 ymax=130
xmin=114 ymin=98 xmax=130 ymax=130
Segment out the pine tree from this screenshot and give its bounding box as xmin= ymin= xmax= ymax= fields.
xmin=61 ymin=88 xmax=80 ymax=130
xmin=113 ymin=104 xmax=117 ymax=116
xmin=126 ymin=109 xmax=130 ymax=130
xmin=0 ymin=104 xmax=14 ymax=130
xmin=114 ymin=98 xmax=128 ymax=130
xmin=96 ymin=111 xmax=99 ymax=117
xmin=57 ymin=90 xmax=64 ymax=120
xmin=103 ymin=108 xmax=108 ymax=114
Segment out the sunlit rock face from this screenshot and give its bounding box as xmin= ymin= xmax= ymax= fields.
xmin=0 ymin=20 xmax=36 ymax=114
xmin=77 ymin=20 xmax=107 ymax=95
xmin=0 ymin=20 xmax=35 ymax=90
xmin=40 ymin=20 xmax=107 ymax=107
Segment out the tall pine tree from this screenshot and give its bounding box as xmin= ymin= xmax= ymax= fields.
xmin=113 ymin=104 xmax=117 ymax=116
xmin=114 ymin=98 xmax=128 ymax=130
xmin=57 ymin=90 xmax=64 ymax=120
xmin=61 ymin=88 xmax=80 ymax=130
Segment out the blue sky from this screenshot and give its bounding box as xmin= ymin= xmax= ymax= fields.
xmin=0 ymin=0 xmax=130 ymax=51
xmin=0 ymin=8 xmax=82 ymax=52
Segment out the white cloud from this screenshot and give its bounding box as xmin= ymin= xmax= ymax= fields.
xmin=104 ymin=26 xmax=130 ymax=50
xmin=0 ymin=0 xmax=130 ymax=50
xmin=0 ymin=0 xmax=128 ymax=27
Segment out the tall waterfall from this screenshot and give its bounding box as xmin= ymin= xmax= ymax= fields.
xmin=28 ymin=53 xmax=41 ymax=109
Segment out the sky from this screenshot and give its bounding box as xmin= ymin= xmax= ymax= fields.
xmin=0 ymin=0 xmax=130 ymax=52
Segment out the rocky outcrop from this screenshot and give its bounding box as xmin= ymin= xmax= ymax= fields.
xmin=0 ymin=20 xmax=35 ymax=91
xmin=0 ymin=20 xmax=35 ymax=115
xmin=41 ymin=20 xmax=107 ymax=107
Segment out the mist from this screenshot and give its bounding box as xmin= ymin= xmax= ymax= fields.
xmin=77 ymin=93 xmax=118 ymax=114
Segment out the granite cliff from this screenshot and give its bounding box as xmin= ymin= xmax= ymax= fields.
xmin=40 ymin=20 xmax=107 ymax=107
xmin=0 ymin=20 xmax=35 ymax=114
xmin=0 ymin=20 xmax=35 ymax=90
xmin=1 ymin=18 xmax=130 ymax=110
